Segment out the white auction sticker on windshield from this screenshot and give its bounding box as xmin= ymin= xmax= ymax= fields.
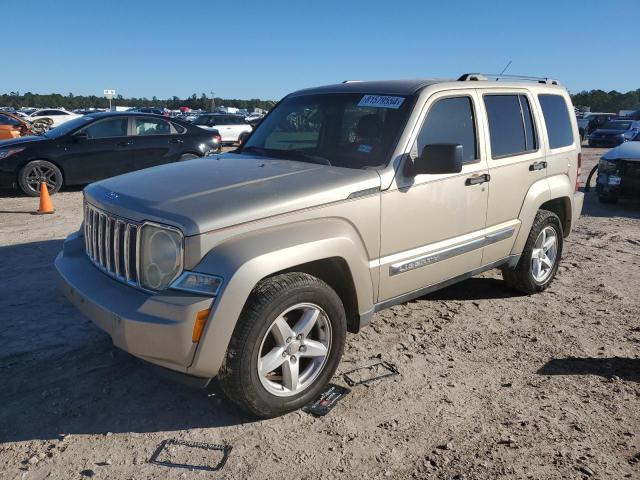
xmin=358 ymin=95 xmax=405 ymax=109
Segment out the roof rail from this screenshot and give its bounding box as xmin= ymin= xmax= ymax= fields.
xmin=342 ymin=80 xmax=362 ymax=83
xmin=458 ymin=73 xmax=560 ymax=85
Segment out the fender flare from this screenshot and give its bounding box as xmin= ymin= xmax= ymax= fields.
xmin=510 ymin=174 xmax=573 ymax=255
xmin=187 ymin=218 xmax=374 ymax=377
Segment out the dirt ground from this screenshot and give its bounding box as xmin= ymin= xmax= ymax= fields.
xmin=0 ymin=147 xmax=639 ymax=480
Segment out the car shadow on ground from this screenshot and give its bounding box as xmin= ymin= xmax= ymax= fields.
xmin=537 ymin=357 xmax=640 ymax=382
xmin=420 ymin=277 xmax=522 ymax=302
xmin=0 ymin=240 xmax=255 ymax=444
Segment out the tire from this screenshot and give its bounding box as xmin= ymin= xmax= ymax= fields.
xmin=218 ymin=272 xmax=347 ymax=418
xmin=18 ymin=160 xmax=63 ymax=197
xmin=502 ymin=210 xmax=563 ymax=294
xmin=598 ymin=195 xmax=618 ymax=204
xmin=178 ymin=153 xmax=199 ymax=161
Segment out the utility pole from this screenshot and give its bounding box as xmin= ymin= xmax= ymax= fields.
xmin=210 ymin=91 xmax=215 ymax=112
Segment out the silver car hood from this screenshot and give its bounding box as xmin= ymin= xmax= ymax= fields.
xmin=84 ymin=153 xmax=381 ymax=236
xmin=602 ymin=142 xmax=640 ymax=162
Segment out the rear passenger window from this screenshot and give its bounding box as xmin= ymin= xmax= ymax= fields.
xmin=416 ymin=96 xmax=478 ymax=163
xmin=484 ymin=95 xmax=537 ymax=158
xmin=538 ymin=94 xmax=574 ymax=149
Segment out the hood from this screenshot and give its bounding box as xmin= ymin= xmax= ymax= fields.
xmin=0 ymin=135 xmax=46 ymax=148
xmin=85 ymin=153 xmax=381 ymax=236
xmin=602 ymin=142 xmax=640 ymax=162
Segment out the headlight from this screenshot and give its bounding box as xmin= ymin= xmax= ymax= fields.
xmin=171 ymin=271 xmax=223 ymax=295
xmin=139 ymin=223 xmax=183 ymax=290
xmin=0 ymin=147 xmax=25 ymax=159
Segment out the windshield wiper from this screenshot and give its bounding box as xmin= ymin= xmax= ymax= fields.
xmin=268 ymin=149 xmax=332 ymax=166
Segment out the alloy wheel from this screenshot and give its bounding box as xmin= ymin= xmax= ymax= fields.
xmin=531 ymin=226 xmax=558 ymax=283
xmin=257 ymin=302 xmax=332 ymax=397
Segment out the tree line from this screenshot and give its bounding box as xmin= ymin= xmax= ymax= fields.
xmin=1 ymin=89 xmax=639 ymax=114
xmin=0 ymin=92 xmax=277 ymax=111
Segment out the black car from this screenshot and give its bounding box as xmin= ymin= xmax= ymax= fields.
xmin=0 ymin=112 xmax=222 ymax=196
xmin=588 ymin=120 xmax=640 ymax=148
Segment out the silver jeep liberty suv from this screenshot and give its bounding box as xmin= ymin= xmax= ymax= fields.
xmin=56 ymin=74 xmax=584 ymax=417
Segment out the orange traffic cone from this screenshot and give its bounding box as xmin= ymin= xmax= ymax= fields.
xmin=36 ymin=181 xmax=55 ymax=214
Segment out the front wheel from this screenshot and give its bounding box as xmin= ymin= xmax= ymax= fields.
xmin=502 ymin=210 xmax=563 ymax=294
xmin=18 ymin=160 xmax=63 ymax=196
xmin=218 ymin=272 xmax=346 ymax=418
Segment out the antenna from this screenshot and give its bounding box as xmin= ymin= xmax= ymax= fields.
xmin=499 ymin=60 xmax=512 ymax=76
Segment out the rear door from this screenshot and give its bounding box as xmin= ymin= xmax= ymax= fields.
xmin=132 ymin=116 xmax=184 ymax=170
xmin=60 ymin=116 xmax=133 ymax=183
xmin=478 ymin=90 xmax=546 ymax=265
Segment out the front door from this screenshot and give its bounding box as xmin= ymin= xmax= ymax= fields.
xmin=378 ymin=91 xmax=489 ymax=302
xmin=61 ymin=116 xmax=134 ymax=183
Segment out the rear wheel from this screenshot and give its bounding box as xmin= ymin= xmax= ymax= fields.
xmin=218 ymin=272 xmax=346 ymax=418
xmin=18 ymin=160 xmax=63 ymax=196
xmin=502 ymin=210 xmax=563 ymax=294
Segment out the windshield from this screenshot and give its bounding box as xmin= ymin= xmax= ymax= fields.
xmin=603 ymin=121 xmax=631 ymax=130
xmin=241 ymin=93 xmax=414 ymax=169
xmin=43 ymin=116 xmax=94 ymax=138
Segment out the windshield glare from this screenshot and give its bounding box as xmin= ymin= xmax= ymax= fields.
xmin=242 ymin=93 xmax=413 ymax=169
xmin=43 ymin=116 xmax=94 ymax=138
xmin=603 ymin=121 xmax=631 ymax=130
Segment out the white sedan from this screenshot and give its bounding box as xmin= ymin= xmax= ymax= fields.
xmin=193 ymin=114 xmax=252 ymax=144
xmin=27 ymin=109 xmax=81 ymax=128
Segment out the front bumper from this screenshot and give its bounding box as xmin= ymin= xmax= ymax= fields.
xmin=588 ymin=138 xmax=624 ymax=148
xmin=55 ymin=231 xmax=215 ymax=376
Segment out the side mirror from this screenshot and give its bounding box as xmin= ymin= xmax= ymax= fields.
xmin=409 ymin=144 xmax=464 ymax=176
xmin=73 ymin=132 xmax=89 ymax=143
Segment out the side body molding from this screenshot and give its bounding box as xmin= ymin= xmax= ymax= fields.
xmin=187 ymin=219 xmax=375 ymax=378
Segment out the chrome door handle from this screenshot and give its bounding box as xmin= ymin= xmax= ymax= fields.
xmin=465 ymin=173 xmax=490 ymax=186
xmin=529 ymin=161 xmax=547 ymax=171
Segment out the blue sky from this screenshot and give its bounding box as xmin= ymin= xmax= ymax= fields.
xmin=3 ymin=0 xmax=638 ymax=100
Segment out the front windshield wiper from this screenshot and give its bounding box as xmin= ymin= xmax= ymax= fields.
xmin=242 ymin=146 xmax=331 ymax=166
xmin=267 ymin=148 xmax=332 ymax=166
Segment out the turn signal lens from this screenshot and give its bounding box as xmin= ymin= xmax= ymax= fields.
xmin=192 ymin=308 xmax=210 ymax=343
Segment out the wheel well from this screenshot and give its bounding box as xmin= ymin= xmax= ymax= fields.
xmin=540 ymin=197 xmax=571 ymax=236
xmin=273 ymin=257 xmax=361 ymax=333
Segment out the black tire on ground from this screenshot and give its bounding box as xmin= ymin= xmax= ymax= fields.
xmin=598 ymin=195 xmax=618 ymax=204
xmin=178 ymin=153 xmax=200 ymax=161
xmin=218 ymin=272 xmax=347 ymax=418
xmin=501 ymin=209 xmax=563 ymax=294
xmin=18 ymin=160 xmax=63 ymax=197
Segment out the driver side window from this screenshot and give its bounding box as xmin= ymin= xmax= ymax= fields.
xmin=415 ymin=96 xmax=478 ymax=164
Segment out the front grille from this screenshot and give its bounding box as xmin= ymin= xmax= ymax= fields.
xmin=84 ymin=202 xmax=141 ymax=287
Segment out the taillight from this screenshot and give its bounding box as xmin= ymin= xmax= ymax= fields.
xmin=213 ymin=134 xmax=221 ymax=143
xmin=576 ymin=152 xmax=582 ymax=191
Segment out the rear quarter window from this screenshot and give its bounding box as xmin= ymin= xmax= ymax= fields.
xmin=538 ymin=94 xmax=574 ymax=149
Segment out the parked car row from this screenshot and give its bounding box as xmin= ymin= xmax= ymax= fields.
xmin=0 ymin=112 xmax=222 ymax=196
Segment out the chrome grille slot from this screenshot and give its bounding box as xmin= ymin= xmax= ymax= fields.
xmin=84 ymin=202 xmax=141 ymax=287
